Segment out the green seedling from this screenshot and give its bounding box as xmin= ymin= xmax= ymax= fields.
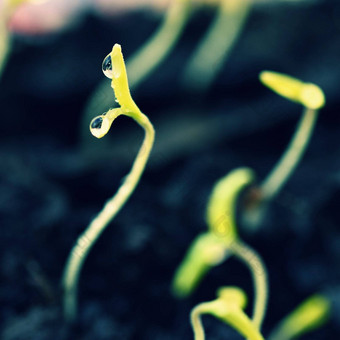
xmin=182 ymin=0 xmax=251 ymax=91
xmin=268 ymin=294 xmax=331 ymax=340
xmin=0 ymin=0 xmax=34 ymax=80
xmin=62 ymin=44 xmax=155 ymax=322
xmin=259 ymin=71 xmax=325 ymax=201
xmin=191 ymin=286 xmax=264 ymax=340
xmin=244 ymin=71 xmax=325 ymax=227
xmin=81 ymin=0 xmax=192 ymax=142
xmin=172 ymin=168 xmax=268 ymax=330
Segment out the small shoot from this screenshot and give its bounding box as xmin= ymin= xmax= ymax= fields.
xmin=172 ymin=168 xmax=268 ymax=330
xmin=172 ymin=232 xmax=229 ymax=298
xmin=268 ymin=294 xmax=331 ymax=340
xmin=191 ymin=286 xmax=264 ymax=340
xmin=259 ymin=71 xmax=325 ymax=201
xmin=243 ymin=71 xmax=325 ymax=227
xmin=62 ymin=44 xmax=155 ymax=322
xmin=81 ymin=0 xmax=192 ymax=142
xmin=1 ymin=0 xmax=41 ymax=80
xmin=182 ymin=0 xmax=251 ymax=91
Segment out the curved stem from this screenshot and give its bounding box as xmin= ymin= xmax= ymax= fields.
xmin=182 ymin=0 xmax=251 ymax=91
xmin=62 ymin=112 xmax=154 ymax=322
xmin=230 ymin=241 xmax=268 ymax=330
xmin=80 ymin=0 xmax=192 ymax=143
xmin=261 ymin=107 xmax=318 ymax=201
xmin=191 ymin=299 xmax=265 ymax=340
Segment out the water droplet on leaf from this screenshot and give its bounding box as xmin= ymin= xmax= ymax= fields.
xmin=90 ymin=117 xmax=103 ymax=129
xmin=102 ymin=54 xmax=113 ymax=79
xmin=90 ymin=116 xmax=111 ymax=138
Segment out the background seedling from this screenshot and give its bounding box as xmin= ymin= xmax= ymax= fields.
xmin=62 ymin=44 xmax=155 ymax=322
xmin=182 ymin=0 xmax=251 ymax=91
xmin=191 ymin=286 xmax=264 ymax=340
xmin=268 ymin=294 xmax=331 ymax=340
xmin=173 ymin=167 xmax=268 ymax=330
xmin=243 ymin=71 xmax=325 ymax=228
xmin=0 ymin=0 xmax=39 ymax=80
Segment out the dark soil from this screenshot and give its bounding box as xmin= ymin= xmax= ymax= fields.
xmin=1 ymin=1 xmax=340 ymax=339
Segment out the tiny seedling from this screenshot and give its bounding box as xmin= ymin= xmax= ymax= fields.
xmin=62 ymin=44 xmax=155 ymax=322
xmin=81 ymin=0 xmax=192 ymax=141
xmin=172 ymin=168 xmax=268 ymax=330
xmin=268 ymin=294 xmax=331 ymax=340
xmin=0 ymin=0 xmax=36 ymax=80
xmin=182 ymin=0 xmax=251 ymax=91
xmin=191 ymin=286 xmax=264 ymax=340
xmin=244 ymin=71 xmax=325 ymax=226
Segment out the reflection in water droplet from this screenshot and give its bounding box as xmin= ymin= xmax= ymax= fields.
xmin=102 ymin=54 xmax=113 ymax=79
xmin=90 ymin=115 xmax=112 ymax=139
xmin=91 ymin=117 xmax=103 ymax=129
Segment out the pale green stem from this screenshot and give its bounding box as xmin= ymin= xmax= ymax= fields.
xmin=182 ymin=0 xmax=251 ymax=91
xmin=191 ymin=300 xmax=264 ymax=340
xmin=261 ymin=107 xmax=318 ymax=201
xmin=62 ymin=112 xmax=154 ymax=322
xmin=0 ymin=3 xmax=11 ymax=81
xmin=230 ymin=241 xmax=268 ymax=330
xmin=80 ymin=0 xmax=192 ymax=143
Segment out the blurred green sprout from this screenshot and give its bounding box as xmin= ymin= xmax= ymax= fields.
xmin=191 ymin=286 xmax=265 ymax=340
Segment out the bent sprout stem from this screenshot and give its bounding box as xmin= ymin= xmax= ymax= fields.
xmin=259 ymin=71 xmax=325 ymax=202
xmin=80 ymin=0 xmax=192 ymax=143
xmin=62 ymin=44 xmax=155 ymax=322
xmin=230 ymin=241 xmax=268 ymax=330
xmin=191 ymin=287 xmax=264 ymax=340
xmin=261 ymin=107 xmax=318 ymax=200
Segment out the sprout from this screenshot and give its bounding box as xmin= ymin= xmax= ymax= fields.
xmin=172 ymin=168 xmax=268 ymax=330
xmin=268 ymin=294 xmax=331 ymax=340
xmin=62 ymin=44 xmax=155 ymax=322
xmin=191 ymin=286 xmax=264 ymax=340
xmin=244 ymin=71 xmax=326 ymax=228
xmin=182 ymin=0 xmax=251 ymax=91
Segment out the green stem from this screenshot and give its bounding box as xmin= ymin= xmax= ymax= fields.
xmin=261 ymin=107 xmax=318 ymax=201
xmin=230 ymin=241 xmax=268 ymax=330
xmin=62 ymin=112 xmax=154 ymax=322
xmin=182 ymin=0 xmax=251 ymax=91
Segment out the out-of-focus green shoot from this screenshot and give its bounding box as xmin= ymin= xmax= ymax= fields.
xmin=191 ymin=287 xmax=265 ymax=340
xmin=62 ymin=44 xmax=155 ymax=322
xmin=81 ymin=0 xmax=192 ymax=143
xmin=268 ymin=294 xmax=331 ymax=340
xmin=172 ymin=168 xmax=268 ymax=330
xmin=0 ymin=0 xmax=41 ymax=80
xmin=243 ymin=71 xmax=325 ymax=228
xmin=172 ymin=232 xmax=229 ymax=298
xmin=182 ymin=0 xmax=251 ymax=92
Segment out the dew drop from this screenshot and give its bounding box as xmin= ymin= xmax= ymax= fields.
xmin=102 ymin=54 xmax=113 ymax=79
xmin=90 ymin=115 xmax=112 ymax=138
xmin=90 ymin=117 xmax=103 ymax=129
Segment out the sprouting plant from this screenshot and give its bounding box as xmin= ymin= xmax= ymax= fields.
xmin=191 ymin=286 xmax=265 ymax=340
xmin=80 ymin=0 xmax=192 ymax=142
xmin=182 ymin=0 xmax=251 ymax=91
xmin=0 ymin=0 xmax=37 ymax=80
xmin=62 ymin=44 xmax=155 ymax=322
xmin=268 ymin=294 xmax=331 ymax=340
xmin=244 ymin=71 xmax=325 ymax=226
xmin=172 ymin=167 xmax=268 ymax=330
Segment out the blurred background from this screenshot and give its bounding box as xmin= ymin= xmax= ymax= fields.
xmin=0 ymin=0 xmax=340 ymax=339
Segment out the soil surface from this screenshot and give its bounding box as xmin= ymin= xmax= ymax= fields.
xmin=1 ymin=1 xmax=340 ymax=339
